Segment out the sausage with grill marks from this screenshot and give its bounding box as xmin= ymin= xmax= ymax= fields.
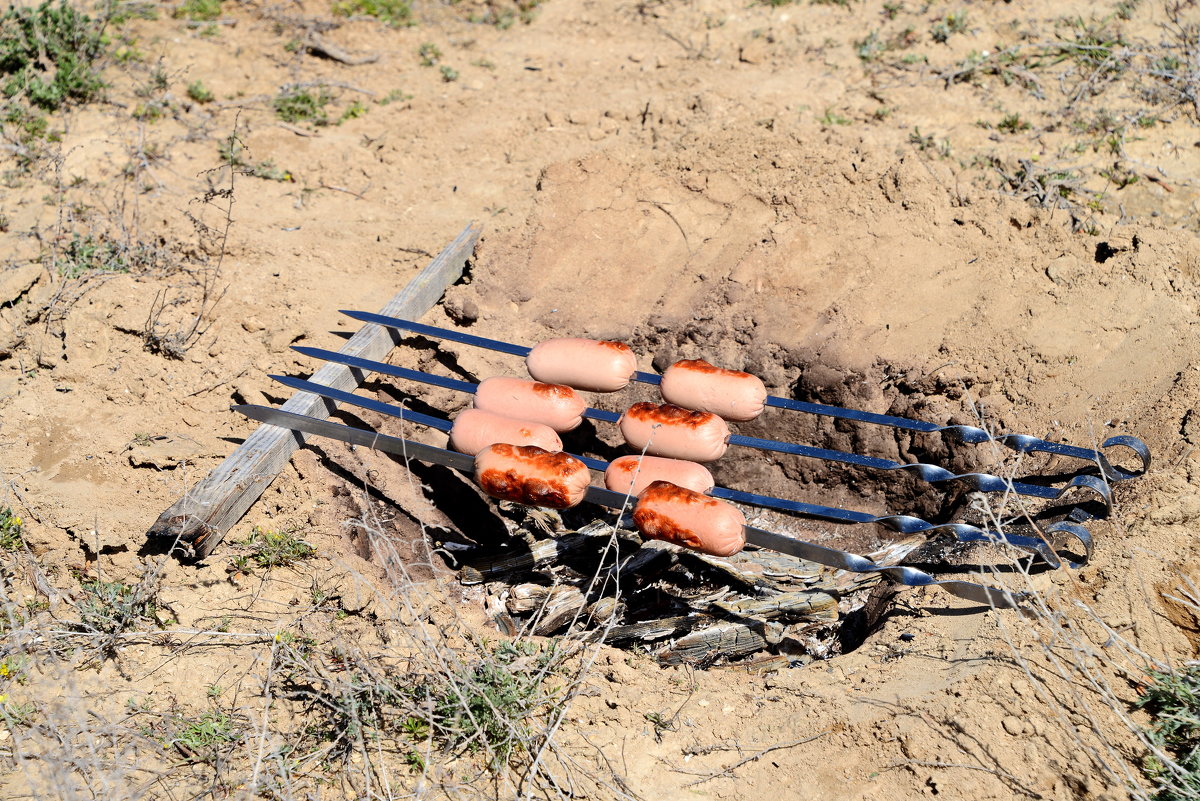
xmin=632 ymin=480 xmax=746 ymax=557
xmin=526 ymin=338 xmax=638 ymax=392
xmin=448 ymin=408 xmax=563 ymax=456
xmin=473 ymin=377 xmax=586 ymax=432
xmin=474 ymin=444 xmax=591 ymax=509
xmin=618 ymin=402 xmax=730 ymax=462
xmin=660 ymin=359 xmax=767 ymax=422
xmin=604 ymin=455 xmax=715 ymax=497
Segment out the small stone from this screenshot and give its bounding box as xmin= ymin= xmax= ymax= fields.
xmin=1002 ymin=716 xmax=1023 ymax=736
xmin=242 ymin=317 xmax=266 ymax=333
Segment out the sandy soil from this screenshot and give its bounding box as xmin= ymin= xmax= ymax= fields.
xmin=2 ymin=0 xmax=1200 ymax=797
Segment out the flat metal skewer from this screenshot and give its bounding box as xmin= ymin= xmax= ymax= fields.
xmin=291 ymin=345 xmax=1113 ymax=513
xmin=269 ymin=372 xmax=1092 ymax=568
xmin=339 ymin=309 xmax=1150 ymax=482
xmin=233 ymin=403 xmax=1027 ymax=608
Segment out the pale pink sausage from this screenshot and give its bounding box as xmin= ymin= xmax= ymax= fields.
xmin=474 ymin=444 xmax=591 ymax=509
xmin=526 ymin=338 xmax=638 ymax=392
xmin=617 ymin=402 xmax=730 ymax=462
xmin=660 ymin=359 xmax=768 ymax=422
xmin=633 ymin=481 xmax=746 ymax=557
xmin=473 ymin=377 xmax=586 ymax=432
xmin=604 ymin=455 xmax=715 ymax=497
xmin=448 ymin=408 xmax=563 ymax=456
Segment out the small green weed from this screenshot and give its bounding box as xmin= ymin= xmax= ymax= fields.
xmin=424 ymin=639 xmax=562 ymax=766
xmin=378 ymin=88 xmax=411 ymax=105
xmin=0 ymin=0 xmax=109 ymax=110
xmin=273 ymin=87 xmax=330 ymax=125
xmin=338 ymin=98 xmax=368 ymax=123
xmin=332 ymin=0 xmax=413 ymax=27
xmin=174 ymin=0 xmax=222 ymax=21
xmin=239 ymin=525 xmax=314 ymax=571
xmin=439 ymin=65 xmax=458 ymax=82
xmin=72 ymin=577 xmax=160 ymax=636
xmin=417 ymin=42 xmax=441 ymax=66
xmin=1136 ymin=664 xmax=1200 ymax=800
xmin=931 ymin=9 xmax=968 ymax=44
xmin=998 ymin=113 xmax=1031 ymax=133
xmin=186 ymin=79 xmax=213 ymax=103
xmin=217 ymin=135 xmax=292 ymax=181
xmin=55 ymin=234 xmax=131 ymax=279
xmin=818 ymin=107 xmax=850 ymax=126
xmin=0 ymin=507 xmax=24 ymax=550
xmin=159 ymin=709 xmax=242 ymax=764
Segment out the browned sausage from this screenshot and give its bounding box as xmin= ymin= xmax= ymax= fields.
xmin=604 ymin=455 xmax=715 ymax=497
xmin=473 ymin=377 xmax=586 ymax=432
xmin=660 ymin=359 xmax=767 ymax=422
xmin=448 ymin=408 xmax=563 ymax=456
xmin=632 ymin=481 xmax=746 ymax=557
xmin=617 ymin=402 xmax=730 ymax=462
xmin=526 ymin=338 xmax=638 ymax=392
xmin=474 ymin=444 xmax=592 ymax=509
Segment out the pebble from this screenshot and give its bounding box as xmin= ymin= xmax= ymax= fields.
xmin=1002 ymin=715 xmax=1023 ymax=736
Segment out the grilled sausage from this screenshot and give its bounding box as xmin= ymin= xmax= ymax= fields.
xmin=617 ymin=402 xmax=730 ymax=462
xmin=526 ymin=338 xmax=638 ymax=392
xmin=660 ymin=359 xmax=767 ymax=422
xmin=473 ymin=377 xmax=586 ymax=432
xmin=632 ymin=480 xmax=746 ymax=557
xmin=604 ymin=455 xmax=715 ymax=497
xmin=448 ymin=408 xmax=563 ymax=456
xmin=474 ymin=444 xmax=591 ymax=509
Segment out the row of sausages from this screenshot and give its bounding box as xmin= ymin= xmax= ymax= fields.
xmin=526 ymin=338 xmax=768 ymax=422
xmin=475 ymin=443 xmax=745 ymax=557
xmin=449 ymin=337 xmax=764 ymax=556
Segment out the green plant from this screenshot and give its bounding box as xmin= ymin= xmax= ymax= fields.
xmin=332 ymin=0 xmax=413 ymax=27
xmin=72 ymin=577 xmax=160 ymax=636
xmin=1136 ymin=664 xmax=1200 ymax=800
xmin=241 ymin=525 xmax=314 ymax=570
xmin=339 ymin=99 xmax=368 ymax=123
xmin=378 ymin=88 xmax=411 ymax=105
xmin=439 ymin=65 xmax=458 ymax=82
xmin=997 ymin=112 xmax=1031 ymax=133
xmin=273 ymin=87 xmax=330 ymax=125
xmin=930 ymin=9 xmax=968 ymax=43
xmin=174 ymin=0 xmax=222 ymax=21
xmin=0 ymin=0 xmax=109 ymax=110
xmin=162 ymin=710 xmax=241 ymax=764
xmin=423 ymin=639 xmax=561 ymax=766
xmin=417 ymin=42 xmax=441 ymax=66
xmin=217 ymin=135 xmax=292 ymax=181
xmin=186 ymin=79 xmax=213 ymax=103
xmin=0 ymin=507 xmax=24 ymax=550
xmin=856 ymin=31 xmax=883 ymax=62
xmin=818 ymin=107 xmax=850 ymax=125
xmin=54 ymin=234 xmax=132 ymax=278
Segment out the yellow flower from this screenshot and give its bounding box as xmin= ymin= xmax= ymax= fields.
xmin=0 ymin=694 xmax=8 ymax=704
xmin=0 ymin=663 xmax=9 ymax=677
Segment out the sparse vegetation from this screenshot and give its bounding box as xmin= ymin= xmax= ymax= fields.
xmin=186 ymin=79 xmax=213 ymax=103
xmin=417 ymin=42 xmax=441 ymax=67
xmin=0 ymin=507 xmax=24 ymax=551
xmin=0 ymin=0 xmax=109 ymax=110
xmin=332 ymin=0 xmax=413 ymax=27
xmin=1137 ymin=665 xmax=1200 ymax=800
xmin=234 ymin=525 xmax=314 ymax=572
xmin=273 ymin=86 xmax=331 ymax=125
xmin=71 ymin=575 xmax=161 ymax=637
xmin=53 ymin=233 xmax=166 ymax=280
xmin=173 ymin=0 xmax=222 ymax=22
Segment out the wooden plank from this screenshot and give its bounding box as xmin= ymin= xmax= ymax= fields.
xmin=147 ymin=221 xmax=483 ymax=559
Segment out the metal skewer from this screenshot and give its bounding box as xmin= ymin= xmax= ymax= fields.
xmin=292 ymin=345 xmax=1113 ymax=513
xmin=338 ymin=309 xmax=1150 ymax=482
xmin=233 ymin=403 xmax=1027 ymax=608
xmin=269 ymin=372 xmax=1092 ymax=568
